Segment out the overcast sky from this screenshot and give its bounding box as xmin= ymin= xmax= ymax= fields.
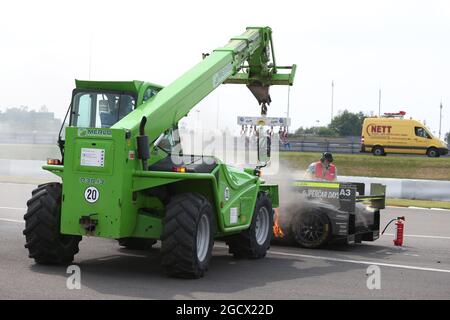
xmin=1 ymin=0 xmax=449 ymax=136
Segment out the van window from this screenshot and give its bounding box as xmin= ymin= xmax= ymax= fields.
xmin=415 ymin=127 xmax=431 ymax=139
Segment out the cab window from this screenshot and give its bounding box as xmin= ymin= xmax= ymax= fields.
xmin=71 ymin=91 xmax=136 ymax=128
xmin=143 ymin=87 xmax=159 ymax=102
xmin=415 ymin=127 xmax=431 ymax=139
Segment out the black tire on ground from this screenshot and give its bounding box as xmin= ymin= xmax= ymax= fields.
xmin=226 ymin=193 xmax=273 ymax=259
xmin=31 ymin=184 xmax=48 ymax=196
xmin=160 ymin=193 xmax=215 ymax=279
xmin=372 ymin=146 xmax=385 ymax=156
xmin=291 ymin=209 xmax=332 ymax=249
xmin=427 ymin=147 xmax=440 ymax=158
xmin=118 ymin=238 xmax=157 ymax=250
xmin=23 ymin=183 xmax=82 ymax=264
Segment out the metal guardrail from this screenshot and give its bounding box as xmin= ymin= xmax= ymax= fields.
xmin=282 ymin=138 xmax=450 ymax=155
xmin=282 ymin=139 xmax=361 ymax=154
xmin=1 ymin=133 xmax=447 ymax=155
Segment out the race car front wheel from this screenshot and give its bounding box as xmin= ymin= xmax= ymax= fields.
xmin=291 ymin=209 xmax=331 ymax=248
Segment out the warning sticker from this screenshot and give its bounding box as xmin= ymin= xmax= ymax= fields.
xmin=230 ymin=207 xmax=238 ymax=224
xmin=81 ymin=148 xmax=105 ymax=167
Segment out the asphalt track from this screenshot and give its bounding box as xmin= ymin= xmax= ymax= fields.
xmin=0 ymin=182 xmax=449 ymax=300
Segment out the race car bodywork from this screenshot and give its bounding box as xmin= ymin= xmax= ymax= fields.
xmin=274 ymin=181 xmax=386 ymax=248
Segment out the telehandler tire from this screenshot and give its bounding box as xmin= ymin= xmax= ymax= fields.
xmin=118 ymin=238 xmax=157 ymax=250
xmin=161 ymin=193 xmax=215 ymax=279
xmin=226 ymin=193 xmax=273 ymax=259
xmin=23 ymin=183 xmax=81 ymax=264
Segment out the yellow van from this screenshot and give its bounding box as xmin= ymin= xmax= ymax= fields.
xmin=361 ymin=112 xmax=448 ymax=157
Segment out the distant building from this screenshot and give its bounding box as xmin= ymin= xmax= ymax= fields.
xmin=0 ymin=107 xmax=61 ymax=144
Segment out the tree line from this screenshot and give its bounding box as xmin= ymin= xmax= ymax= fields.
xmin=294 ymin=110 xmax=366 ymax=137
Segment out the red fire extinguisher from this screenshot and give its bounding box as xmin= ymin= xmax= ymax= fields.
xmin=382 ymin=216 xmax=406 ymax=246
xmin=393 ymin=217 xmax=405 ymax=246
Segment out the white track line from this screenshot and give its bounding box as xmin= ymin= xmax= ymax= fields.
xmin=0 ymin=207 xmax=26 ymax=211
xmin=384 ymin=233 xmax=450 ymax=240
xmin=409 ymin=207 xmax=450 ymax=212
xmin=267 ymin=250 xmax=450 ymax=274
xmin=387 ymin=206 xmax=450 ymax=212
xmin=0 ymin=218 xmax=24 ymax=224
xmin=214 ymin=244 xmax=450 ymax=274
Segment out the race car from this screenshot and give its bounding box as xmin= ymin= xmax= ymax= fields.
xmin=273 ymin=181 xmax=386 ymax=248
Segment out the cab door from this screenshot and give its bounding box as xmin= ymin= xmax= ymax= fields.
xmin=412 ymin=126 xmax=430 ymax=155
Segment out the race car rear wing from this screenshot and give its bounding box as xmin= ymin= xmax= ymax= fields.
xmin=356 ymin=183 xmax=386 ymax=210
xmin=294 ymin=181 xmax=386 ymax=212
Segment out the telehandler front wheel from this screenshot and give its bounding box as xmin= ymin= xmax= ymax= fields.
xmin=161 ymin=193 xmax=215 ymax=279
xmin=226 ymin=193 xmax=274 ymax=259
xmin=23 ymin=183 xmax=81 ymax=265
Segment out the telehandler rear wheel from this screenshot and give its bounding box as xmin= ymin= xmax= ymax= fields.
xmin=161 ymin=193 xmax=215 ymax=278
xmin=226 ymin=193 xmax=273 ymax=259
xmin=23 ymin=183 xmax=81 ymax=264
xmin=118 ymin=238 xmax=157 ymax=250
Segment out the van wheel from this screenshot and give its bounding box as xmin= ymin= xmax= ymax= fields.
xmin=427 ymin=148 xmax=440 ymax=158
xmin=372 ymin=146 xmax=385 ymax=156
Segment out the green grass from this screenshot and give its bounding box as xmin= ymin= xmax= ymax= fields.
xmin=280 ymin=152 xmax=450 ymax=181
xmin=386 ymin=198 xmax=450 ymax=209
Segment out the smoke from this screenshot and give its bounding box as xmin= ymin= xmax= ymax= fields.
xmin=265 ymin=159 xmax=374 ymax=241
xmin=355 ymin=203 xmax=374 ymax=228
xmin=265 ymin=159 xmax=321 ymax=240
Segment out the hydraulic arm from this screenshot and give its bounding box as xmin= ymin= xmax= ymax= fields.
xmin=113 ymin=26 xmax=296 ymax=143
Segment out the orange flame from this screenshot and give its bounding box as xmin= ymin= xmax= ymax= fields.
xmin=273 ymin=208 xmax=285 ymax=238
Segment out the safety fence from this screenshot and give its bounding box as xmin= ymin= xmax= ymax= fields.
xmin=282 ymin=138 xmax=362 ymax=154
xmin=339 ymin=175 xmax=450 ymax=202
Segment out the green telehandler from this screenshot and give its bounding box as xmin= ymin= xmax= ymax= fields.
xmin=23 ymin=27 xmax=296 ymax=278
